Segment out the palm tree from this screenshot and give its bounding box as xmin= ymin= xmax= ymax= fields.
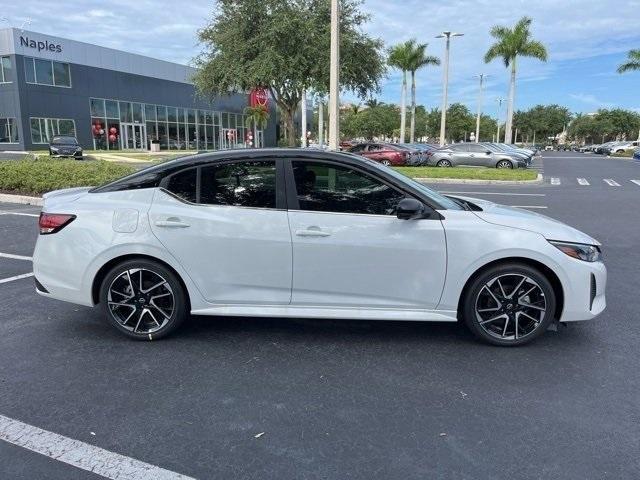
xmin=388 ymin=40 xmax=416 ymax=143
xmin=244 ymin=105 xmax=269 ymax=147
xmin=350 ymin=103 xmax=362 ymax=115
xmin=407 ymin=43 xmax=439 ymax=143
xmin=617 ymin=49 xmax=640 ymax=73
xmin=365 ymin=98 xmax=382 ymax=108
xmin=484 ymin=17 xmax=548 ymax=144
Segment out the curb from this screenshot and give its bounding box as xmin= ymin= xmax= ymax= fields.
xmin=416 ymin=173 xmax=543 ymax=185
xmin=0 ymin=193 xmax=43 ymax=206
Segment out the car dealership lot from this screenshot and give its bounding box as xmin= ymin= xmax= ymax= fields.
xmin=0 ymin=151 xmax=639 ymax=479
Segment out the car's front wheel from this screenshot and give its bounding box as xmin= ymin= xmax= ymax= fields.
xmin=496 ymin=160 xmax=513 ymax=169
xmin=461 ymin=263 xmax=556 ymax=346
xmin=437 ymin=159 xmax=452 ymax=167
xmin=99 ymin=259 xmax=188 ymax=340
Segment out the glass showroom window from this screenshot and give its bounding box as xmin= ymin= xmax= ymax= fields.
xmin=24 ymin=57 xmax=71 ymax=87
xmin=0 ymin=118 xmax=19 ymax=143
xmin=0 ymin=56 xmax=12 ymax=83
xmin=30 ymin=117 xmax=76 ymax=144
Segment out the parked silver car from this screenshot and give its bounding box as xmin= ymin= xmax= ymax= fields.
xmin=429 ymin=143 xmax=527 ymax=168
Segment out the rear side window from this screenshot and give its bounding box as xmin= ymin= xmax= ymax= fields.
xmin=165 ymin=160 xmax=277 ymax=208
xmin=200 ymin=161 xmax=276 ymax=208
xmin=166 ymin=168 xmax=197 ymax=203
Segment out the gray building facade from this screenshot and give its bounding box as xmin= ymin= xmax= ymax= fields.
xmin=0 ymin=28 xmax=277 ymax=151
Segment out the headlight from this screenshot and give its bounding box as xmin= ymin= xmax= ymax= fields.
xmin=549 ymin=241 xmax=601 ymax=262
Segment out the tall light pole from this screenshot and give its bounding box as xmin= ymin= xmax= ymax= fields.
xmin=496 ymin=97 xmax=504 ymax=143
xmin=436 ymin=31 xmax=464 ymax=146
xmin=328 ymin=0 xmax=340 ymax=150
xmin=318 ymin=97 xmax=324 ymax=148
xmin=474 ymin=74 xmax=488 ymax=143
xmin=300 ymin=89 xmax=307 ymax=147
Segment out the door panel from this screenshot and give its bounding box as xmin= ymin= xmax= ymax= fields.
xmin=287 ymin=159 xmax=447 ymax=309
xmin=288 ymin=211 xmax=446 ymax=308
xmin=150 ymin=191 xmax=292 ymax=304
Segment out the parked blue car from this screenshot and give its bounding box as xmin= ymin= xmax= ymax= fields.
xmin=634 ymin=148 xmax=640 ymax=163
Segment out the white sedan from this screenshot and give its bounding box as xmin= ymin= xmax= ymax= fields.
xmin=33 ymin=149 xmax=606 ymax=346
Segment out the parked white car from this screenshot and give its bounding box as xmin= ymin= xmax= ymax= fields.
xmin=33 ymin=149 xmax=606 ymax=346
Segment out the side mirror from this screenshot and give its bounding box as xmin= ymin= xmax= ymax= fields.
xmin=486 ymin=151 xmax=492 ymax=155
xmin=397 ymin=198 xmax=430 ymax=220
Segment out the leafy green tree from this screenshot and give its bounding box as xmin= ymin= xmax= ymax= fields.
xmin=446 ymin=103 xmax=475 ymax=142
xmin=617 ymin=49 xmax=640 ymax=73
xmin=478 ymin=114 xmax=499 ymax=142
xmin=484 ymin=17 xmax=548 ymax=144
xmin=342 ymin=104 xmax=399 ymax=140
xmin=193 ymin=0 xmax=385 ymax=146
xmin=388 ymin=40 xmax=416 ymax=143
xmin=406 ymin=43 xmax=439 ymax=143
xmin=513 ymin=105 xmax=572 ymax=142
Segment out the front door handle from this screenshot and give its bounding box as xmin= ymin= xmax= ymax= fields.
xmin=155 ymin=218 xmax=190 ymax=228
xmin=295 ymin=227 xmax=331 ymax=237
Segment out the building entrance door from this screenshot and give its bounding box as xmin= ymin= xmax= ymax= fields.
xmin=122 ymin=123 xmax=147 ymax=150
xmin=221 ymin=128 xmax=237 ymax=149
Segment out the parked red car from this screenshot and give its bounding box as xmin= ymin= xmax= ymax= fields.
xmin=348 ymin=142 xmax=410 ymax=166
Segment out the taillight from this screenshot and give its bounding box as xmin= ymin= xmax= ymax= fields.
xmin=39 ymin=213 xmax=76 ymax=235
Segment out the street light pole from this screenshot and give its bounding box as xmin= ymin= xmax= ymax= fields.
xmin=301 ymin=89 xmax=307 ymax=147
xmin=496 ymin=97 xmax=504 ymax=143
xmin=328 ymin=0 xmax=340 ymax=150
xmin=318 ymin=98 xmax=324 ymax=148
xmin=474 ymin=74 xmax=487 ymax=143
xmin=436 ymin=31 xmax=463 ymax=146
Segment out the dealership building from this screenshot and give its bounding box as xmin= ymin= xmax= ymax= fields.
xmin=0 ymin=28 xmax=279 ymax=151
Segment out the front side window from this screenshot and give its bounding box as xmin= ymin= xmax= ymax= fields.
xmin=291 ymin=161 xmax=406 ymax=216
xmin=200 ymin=161 xmax=276 ymax=208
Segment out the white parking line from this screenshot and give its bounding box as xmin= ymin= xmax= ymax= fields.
xmin=577 ymin=178 xmax=590 ymax=185
xmin=603 ymin=179 xmax=621 ymax=186
xmin=0 ymin=273 xmax=34 ymax=284
xmin=550 ymin=177 xmax=561 ymax=185
xmin=0 ymin=414 xmax=196 ymax=480
xmin=511 ymin=206 xmax=548 ymax=209
xmin=0 ymin=211 xmax=39 ymax=217
xmin=0 ymin=252 xmax=32 ymax=261
xmin=441 ymin=191 xmax=545 ymax=196
xmin=631 ymin=180 xmax=640 ymax=186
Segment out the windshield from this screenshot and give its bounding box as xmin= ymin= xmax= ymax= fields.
xmin=344 ymin=153 xmax=462 ymax=210
xmin=52 ymin=136 xmax=78 ymax=145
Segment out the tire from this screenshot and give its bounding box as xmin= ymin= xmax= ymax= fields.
xmin=496 ymin=159 xmax=513 ymax=169
xmin=437 ymin=159 xmax=452 ymax=167
xmin=461 ymin=263 xmax=556 ymax=346
xmin=99 ymin=259 xmax=188 ymax=340
xmin=381 ymin=159 xmax=391 ymax=166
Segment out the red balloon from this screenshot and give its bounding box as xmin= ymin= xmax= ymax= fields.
xmin=108 ymin=134 xmax=117 ymax=142
xmin=109 ymin=127 xmax=117 ymax=134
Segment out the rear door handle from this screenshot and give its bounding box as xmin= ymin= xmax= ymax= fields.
xmin=295 ymin=227 xmax=331 ymax=237
xmin=155 ymin=218 xmax=190 ymax=228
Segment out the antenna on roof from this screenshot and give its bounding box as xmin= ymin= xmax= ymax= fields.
xmin=19 ymin=18 xmax=31 ymax=32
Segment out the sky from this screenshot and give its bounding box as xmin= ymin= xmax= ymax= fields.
xmin=3 ymin=0 xmax=640 ymax=117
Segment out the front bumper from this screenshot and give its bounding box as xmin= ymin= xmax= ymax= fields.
xmin=560 ymin=260 xmax=607 ymax=322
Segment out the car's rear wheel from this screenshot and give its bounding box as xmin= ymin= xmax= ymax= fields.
xmin=99 ymin=259 xmax=188 ymax=340
xmin=496 ymin=160 xmax=513 ymax=169
xmin=461 ymin=263 xmax=556 ymax=346
xmin=381 ymin=159 xmax=391 ymax=166
xmin=437 ymin=159 xmax=452 ymax=167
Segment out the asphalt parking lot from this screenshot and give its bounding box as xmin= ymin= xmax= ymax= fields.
xmin=0 ymin=151 xmax=639 ymax=479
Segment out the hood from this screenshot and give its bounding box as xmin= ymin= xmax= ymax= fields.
xmin=450 ymin=195 xmax=599 ymax=245
xmin=42 ymin=186 xmax=92 ymax=209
